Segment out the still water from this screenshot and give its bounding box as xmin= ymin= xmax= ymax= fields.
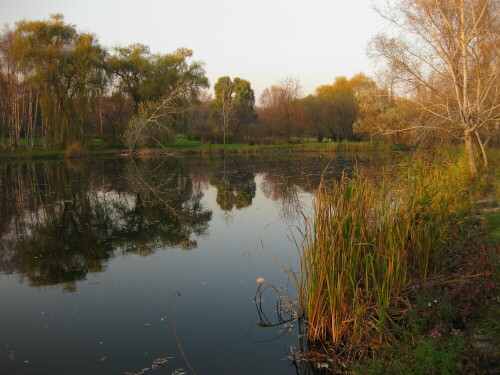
xmin=0 ymin=154 xmax=389 ymax=375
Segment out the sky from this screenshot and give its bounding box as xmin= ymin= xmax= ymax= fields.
xmin=0 ymin=0 xmax=386 ymax=99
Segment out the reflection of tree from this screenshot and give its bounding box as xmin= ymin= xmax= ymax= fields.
xmin=120 ymin=158 xmax=212 ymax=254
xmin=0 ymin=154 xmax=391 ymax=291
xmin=0 ymin=158 xmax=211 ymax=291
xmin=209 ymin=160 xmax=256 ymax=211
xmin=260 ymin=159 xmax=308 ymax=223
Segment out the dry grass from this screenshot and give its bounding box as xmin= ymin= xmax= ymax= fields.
xmin=299 ymin=154 xmax=477 ymax=354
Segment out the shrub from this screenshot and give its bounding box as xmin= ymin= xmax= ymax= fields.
xmin=64 ymin=142 xmax=87 ymax=158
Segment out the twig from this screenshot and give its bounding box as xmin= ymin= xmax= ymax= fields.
xmin=167 ymin=306 xmax=197 ymax=375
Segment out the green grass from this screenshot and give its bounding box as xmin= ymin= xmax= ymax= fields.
xmin=168 ymin=139 xmax=392 ymax=154
xmin=354 ymin=334 xmax=467 ymax=375
xmin=484 ymin=211 xmax=500 ymax=244
xmin=0 ymin=143 xmax=124 ymax=161
xmin=0 ymin=137 xmax=393 ymax=159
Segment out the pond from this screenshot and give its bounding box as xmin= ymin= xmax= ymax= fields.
xmin=0 ymin=153 xmax=390 ymax=375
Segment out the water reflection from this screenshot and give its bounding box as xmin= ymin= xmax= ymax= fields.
xmin=0 ymin=154 xmax=389 ymax=292
xmin=0 ymin=153 xmax=390 ymax=375
xmin=0 ymin=158 xmax=212 ymax=291
xmin=210 ymin=160 xmax=256 ymax=211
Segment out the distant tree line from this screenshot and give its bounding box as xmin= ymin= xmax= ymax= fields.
xmin=1 ymin=5 xmax=498 ymax=167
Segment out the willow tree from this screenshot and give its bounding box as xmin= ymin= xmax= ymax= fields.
xmin=106 ymin=43 xmax=151 ymax=113
xmin=370 ymin=0 xmax=500 ymax=175
xmin=316 ymin=77 xmax=358 ymax=141
xmin=301 ymin=95 xmax=325 ymax=142
xmin=108 ymin=46 xmax=208 ymax=115
xmin=13 ymin=14 xmax=107 ymax=148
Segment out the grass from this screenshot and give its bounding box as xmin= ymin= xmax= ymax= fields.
xmin=0 ymin=137 xmax=392 ymax=160
xmin=298 ymin=152 xmax=481 ymax=356
xmin=169 ymin=139 xmax=393 ymax=154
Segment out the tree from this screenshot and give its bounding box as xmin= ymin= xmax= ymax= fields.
xmin=106 ymin=43 xmax=151 ymax=113
xmin=370 ymin=0 xmax=500 ymax=175
xmin=108 ymin=45 xmax=209 ymax=115
xmin=0 ymin=27 xmax=34 ymax=149
xmin=13 ymin=14 xmax=107 ymax=148
xmin=231 ymin=78 xmax=256 ymax=140
xmin=210 ymin=76 xmax=235 ymax=145
xmin=210 ymin=76 xmax=255 ymax=144
xmin=348 ymin=73 xmax=391 ymax=140
xmin=124 ymin=86 xmax=188 ymax=152
xmin=301 ymin=95 xmax=325 ymax=142
xmin=316 ymin=77 xmax=358 ymax=141
xmin=259 ymin=77 xmax=302 ymax=142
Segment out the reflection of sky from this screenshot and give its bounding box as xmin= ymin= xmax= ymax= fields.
xmin=0 ymin=155 xmax=389 ymax=375
xmin=0 ymin=165 xmax=311 ymax=375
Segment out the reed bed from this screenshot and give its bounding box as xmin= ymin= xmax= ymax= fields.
xmin=299 ymin=154 xmax=476 ymax=353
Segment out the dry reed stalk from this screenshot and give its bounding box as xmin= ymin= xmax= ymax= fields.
xmin=299 ymin=155 xmax=475 ymax=352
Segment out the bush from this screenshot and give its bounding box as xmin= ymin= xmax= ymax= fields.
xmin=64 ymin=142 xmax=87 ymax=158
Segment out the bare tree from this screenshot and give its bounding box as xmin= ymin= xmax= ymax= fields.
xmin=259 ymin=77 xmax=302 ymax=142
xmin=124 ymin=86 xmax=188 ymax=152
xmin=370 ymin=0 xmax=499 ymax=175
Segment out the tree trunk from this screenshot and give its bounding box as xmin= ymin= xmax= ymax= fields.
xmin=464 ymin=129 xmax=478 ymax=176
xmin=474 ymin=131 xmax=489 ymax=168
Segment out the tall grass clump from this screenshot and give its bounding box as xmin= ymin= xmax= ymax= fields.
xmin=299 ymin=153 xmax=476 ymax=353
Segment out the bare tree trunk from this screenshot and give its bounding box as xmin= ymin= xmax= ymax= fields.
xmin=464 ymin=129 xmax=478 ymax=176
xmin=99 ymin=99 xmax=103 ymax=146
xmin=475 ymin=131 xmax=489 ymax=168
xmin=32 ymin=90 xmax=39 ymax=148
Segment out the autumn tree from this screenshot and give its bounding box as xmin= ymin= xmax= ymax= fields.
xmin=301 ymin=95 xmax=325 ymax=142
xmin=13 ymin=14 xmax=107 ymax=148
xmin=124 ymin=86 xmax=189 ymax=152
xmin=319 ymin=77 xmax=358 ymax=141
xmin=348 ymin=73 xmax=391 ymax=140
xmin=259 ymin=77 xmax=302 ymax=142
xmin=370 ymin=0 xmax=500 ymax=174
xmin=0 ymin=27 xmax=35 ymax=149
xmin=108 ymin=45 xmax=208 ymax=115
xmin=209 ymin=76 xmax=255 ymax=144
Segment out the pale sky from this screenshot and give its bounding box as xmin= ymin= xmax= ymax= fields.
xmin=0 ymin=0 xmax=385 ymax=99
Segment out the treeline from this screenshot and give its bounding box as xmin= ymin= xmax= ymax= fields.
xmin=0 ymin=14 xmax=208 ymax=150
xmin=1 ymin=11 xmax=498 ymax=155
xmin=190 ymin=74 xmax=434 ymax=145
xmin=0 ymin=14 xmax=430 ymax=151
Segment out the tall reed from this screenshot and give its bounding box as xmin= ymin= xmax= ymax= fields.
xmin=299 ymin=154 xmax=475 ymax=352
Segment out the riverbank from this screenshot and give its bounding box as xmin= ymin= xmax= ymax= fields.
xmin=294 ymin=149 xmax=499 ymax=374
xmin=0 ymin=140 xmax=393 ymax=161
